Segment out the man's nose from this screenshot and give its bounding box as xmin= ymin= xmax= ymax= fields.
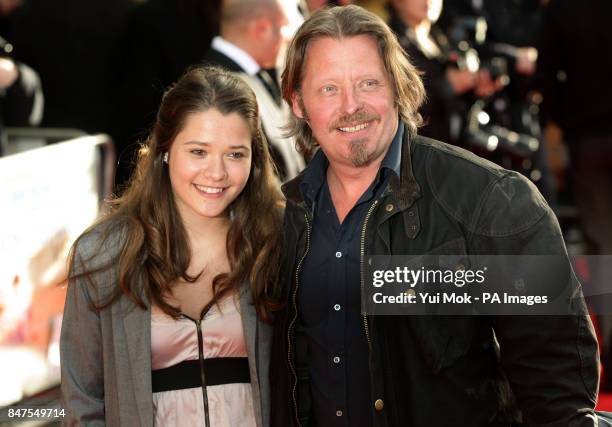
xmin=340 ymin=86 xmax=362 ymax=116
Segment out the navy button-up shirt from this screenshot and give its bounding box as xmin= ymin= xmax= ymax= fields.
xmin=297 ymin=122 xmax=403 ymax=427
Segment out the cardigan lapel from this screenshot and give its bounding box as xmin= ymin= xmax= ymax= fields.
xmin=121 ymin=295 xmax=153 ymax=426
xmin=239 ymin=286 xmax=263 ymax=427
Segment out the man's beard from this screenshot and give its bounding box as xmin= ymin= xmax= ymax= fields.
xmin=331 ymin=109 xmax=379 ymax=167
xmin=349 ymin=138 xmax=369 ymax=167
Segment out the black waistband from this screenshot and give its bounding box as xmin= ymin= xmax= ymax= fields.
xmin=152 ymin=357 xmax=251 ymax=393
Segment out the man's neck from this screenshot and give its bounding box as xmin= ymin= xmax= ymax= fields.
xmin=326 ymin=158 xmax=382 ymax=223
xmin=212 ymin=35 xmax=260 ymax=75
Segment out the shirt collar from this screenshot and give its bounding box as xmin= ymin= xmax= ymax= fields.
xmin=211 ymin=36 xmax=260 ymax=76
xmin=300 ymin=119 xmax=404 ymax=206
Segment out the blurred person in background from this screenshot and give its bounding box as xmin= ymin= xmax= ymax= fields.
xmin=202 ymin=0 xmax=306 ymax=181
xmin=61 ymin=67 xmax=282 ymax=426
xmin=0 ymin=0 xmax=22 ymax=40
xmin=537 ymin=0 xmax=612 ymax=390
xmin=306 ymin=0 xmax=353 ymax=11
xmin=112 ymin=0 xmax=222 ymax=189
xmin=0 ymin=41 xmax=43 ymax=156
xmin=6 ymin=0 xmax=132 ymax=134
xmin=387 ymin=0 xmax=498 ymax=144
xmin=388 ymin=0 xmax=555 ymax=203
xmin=0 ymin=0 xmax=43 ymax=157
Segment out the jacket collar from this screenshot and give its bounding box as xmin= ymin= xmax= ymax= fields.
xmin=385 ymin=126 xmax=421 ymax=211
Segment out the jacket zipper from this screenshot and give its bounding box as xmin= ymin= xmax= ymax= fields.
xmin=182 ymin=314 xmax=211 ymax=427
xmin=360 ymin=200 xmax=379 ymax=355
xmin=288 ymin=212 xmax=311 ymax=427
xmin=195 ymin=319 xmax=210 ymax=427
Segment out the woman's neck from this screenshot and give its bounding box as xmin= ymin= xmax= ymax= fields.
xmin=182 ymin=214 xmax=230 ymax=251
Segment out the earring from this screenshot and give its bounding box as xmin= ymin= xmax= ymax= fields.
xmin=162 ymin=152 xmax=169 ymax=163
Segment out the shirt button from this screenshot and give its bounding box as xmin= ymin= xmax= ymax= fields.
xmin=334 ymin=304 xmax=341 ymax=311
xmin=336 ymin=410 xmax=343 ymax=417
xmin=375 ymin=399 xmax=384 ymax=411
xmin=335 ymin=251 xmax=342 ymax=258
xmin=333 ymin=356 xmax=341 ymax=364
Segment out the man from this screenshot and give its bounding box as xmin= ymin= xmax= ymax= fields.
xmin=203 ymin=0 xmax=305 ymax=181
xmin=270 ymin=5 xmax=599 ymax=427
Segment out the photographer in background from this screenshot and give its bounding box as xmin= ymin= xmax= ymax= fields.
xmin=387 ymin=0 xmax=499 ymax=145
xmin=0 ymin=36 xmax=43 ymax=156
xmin=388 ymin=0 xmax=555 ymax=203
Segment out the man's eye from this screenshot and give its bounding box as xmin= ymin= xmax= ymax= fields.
xmin=321 ymin=85 xmax=337 ymax=94
xmin=361 ymin=79 xmax=379 ymax=88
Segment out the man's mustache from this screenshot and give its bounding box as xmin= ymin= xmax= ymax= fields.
xmin=329 ymin=110 xmax=379 ymax=131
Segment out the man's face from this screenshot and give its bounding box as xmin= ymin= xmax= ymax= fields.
xmin=292 ymin=35 xmax=398 ymax=169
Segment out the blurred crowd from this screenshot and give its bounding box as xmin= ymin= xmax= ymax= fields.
xmin=1 ymin=0 xmax=611 ymax=383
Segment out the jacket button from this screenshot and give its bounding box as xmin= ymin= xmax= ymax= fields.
xmin=385 ymin=203 xmax=394 ymax=212
xmin=405 ymin=289 xmax=416 ymax=297
xmin=374 ymin=399 xmax=384 ymax=411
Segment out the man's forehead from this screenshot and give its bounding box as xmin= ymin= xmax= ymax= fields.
xmin=301 ymin=35 xmax=385 ymax=77
xmin=306 ymin=34 xmax=379 ymax=52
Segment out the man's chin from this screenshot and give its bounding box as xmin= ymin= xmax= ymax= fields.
xmin=349 ymin=139 xmax=370 ymax=167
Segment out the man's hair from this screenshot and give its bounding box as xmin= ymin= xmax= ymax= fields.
xmin=281 ymin=5 xmax=426 ymax=156
xmin=68 ymin=66 xmax=283 ymax=322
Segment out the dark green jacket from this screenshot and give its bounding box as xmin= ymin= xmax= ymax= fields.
xmin=270 ymin=131 xmax=599 ymax=427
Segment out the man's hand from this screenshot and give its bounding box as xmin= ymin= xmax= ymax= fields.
xmin=446 ymin=68 xmax=477 ymax=95
xmin=474 ymin=69 xmax=505 ymax=98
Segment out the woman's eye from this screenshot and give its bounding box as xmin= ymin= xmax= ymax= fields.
xmin=228 ymin=152 xmax=245 ymax=159
xmin=190 ymin=149 xmax=205 ymax=156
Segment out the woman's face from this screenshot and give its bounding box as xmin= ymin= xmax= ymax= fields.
xmin=167 ymin=109 xmax=252 ymax=224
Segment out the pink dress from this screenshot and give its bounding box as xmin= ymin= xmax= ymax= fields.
xmin=151 ymin=296 xmax=256 ymax=427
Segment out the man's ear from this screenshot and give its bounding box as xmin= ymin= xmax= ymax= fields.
xmin=251 ymin=16 xmax=272 ymax=39
xmin=291 ymin=91 xmax=304 ymax=119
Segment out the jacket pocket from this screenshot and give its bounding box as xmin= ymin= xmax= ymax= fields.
xmin=408 ymin=315 xmax=476 ymax=374
xmin=406 ymin=237 xmax=475 ymax=373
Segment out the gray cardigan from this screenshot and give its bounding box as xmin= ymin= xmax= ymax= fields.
xmin=60 ymin=223 xmax=272 ymax=426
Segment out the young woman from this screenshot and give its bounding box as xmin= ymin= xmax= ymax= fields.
xmin=60 ymin=66 xmax=283 ymax=426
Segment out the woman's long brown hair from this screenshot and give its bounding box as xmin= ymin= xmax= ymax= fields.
xmin=68 ymin=66 xmax=284 ymax=321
